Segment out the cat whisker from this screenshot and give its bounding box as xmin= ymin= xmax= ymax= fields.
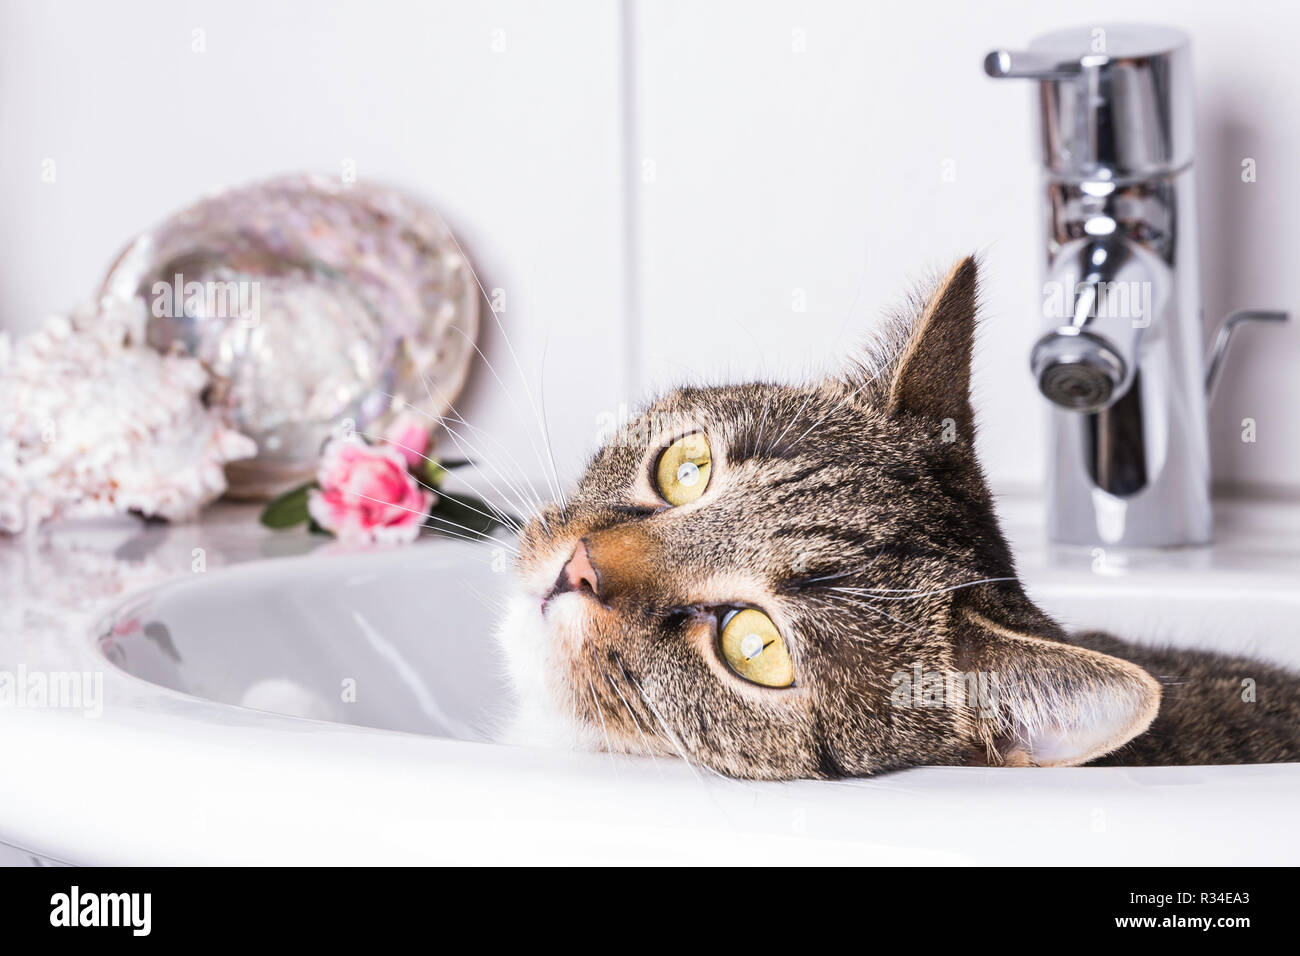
xmin=322 ymin=486 xmax=515 ymax=550
xmin=402 ymin=346 xmax=555 ymax=525
xmin=430 ymin=418 xmax=546 ymax=529
xmin=631 ymin=685 xmax=708 ymax=782
xmin=419 ymin=522 xmax=519 ymax=554
xmin=593 ymin=654 xmax=662 ymax=767
xmin=333 ymin=487 xmax=442 ymax=520
xmin=787 ymin=549 xmax=887 ymax=587
xmin=460 ymin=582 xmax=509 ymax=620
xmin=835 ymin=575 xmax=1014 ymax=594
xmin=374 ymin=387 xmax=545 ymax=525
xmin=612 ymin=652 xmax=729 ymax=783
xmin=536 ymin=334 xmax=569 ymax=517
xmin=815 ymin=592 xmax=919 ymax=632
xmin=419 ymin=478 xmax=523 ymax=537
xmin=417 ymin=525 xmax=518 ymax=555
xmin=804 ymin=595 xmax=888 ymax=641
xmin=449 ymin=325 xmax=566 ymax=514
xmin=385 ymin=498 xmax=520 ymax=553
xmin=418 ymin=372 xmax=552 ymax=517
xmin=439 ymin=226 xmax=569 ymax=513
xmin=780 ymin=372 xmax=880 ymax=454
xmin=601 ymin=668 xmax=677 ymax=759
xmin=763 ymin=385 xmax=819 ymax=458
xmin=422 ymin=410 xmax=548 ymax=524
xmin=788 ymin=570 xmax=857 ymax=585
xmin=355 ymin=432 xmax=526 ymax=535
xmin=412 ymin=378 xmax=549 ymax=518
xmin=749 ymin=391 xmax=773 ymax=460
xmin=585 ymin=676 xmax=620 ymax=777
xmin=829 ymin=576 xmax=1016 ymax=601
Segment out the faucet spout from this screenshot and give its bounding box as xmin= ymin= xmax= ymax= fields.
xmin=1031 ymin=238 xmax=1167 ymax=412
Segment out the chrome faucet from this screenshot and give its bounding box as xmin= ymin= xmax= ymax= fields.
xmin=985 ymin=25 xmax=1287 ymax=547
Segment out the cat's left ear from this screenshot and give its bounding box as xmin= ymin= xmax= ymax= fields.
xmin=954 ymin=606 xmax=1162 ymax=767
xmin=886 ymin=255 xmax=978 ymax=432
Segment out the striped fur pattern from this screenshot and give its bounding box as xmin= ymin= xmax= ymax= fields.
xmin=497 ymin=257 xmax=1300 ymax=779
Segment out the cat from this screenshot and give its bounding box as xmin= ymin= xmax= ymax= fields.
xmin=495 ymin=257 xmax=1300 ymax=779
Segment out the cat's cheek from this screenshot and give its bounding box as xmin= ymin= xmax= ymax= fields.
xmin=540 ymin=595 xmax=595 ymax=655
xmin=496 ymin=594 xmax=550 ymax=696
xmin=495 ymin=593 xmax=584 ymax=749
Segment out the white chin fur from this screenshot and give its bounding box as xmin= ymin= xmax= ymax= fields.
xmin=494 ymin=591 xmax=585 ymax=751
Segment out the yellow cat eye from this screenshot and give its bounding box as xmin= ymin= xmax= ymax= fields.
xmin=719 ymin=608 xmax=794 ymax=688
xmin=655 ymin=432 xmax=712 ymax=506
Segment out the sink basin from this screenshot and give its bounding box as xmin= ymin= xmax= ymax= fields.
xmin=3 ymin=502 xmax=1297 ymax=865
xmin=100 ymin=546 xmax=513 ymax=741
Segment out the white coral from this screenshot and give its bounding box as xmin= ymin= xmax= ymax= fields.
xmin=0 ymin=303 xmax=256 ymax=534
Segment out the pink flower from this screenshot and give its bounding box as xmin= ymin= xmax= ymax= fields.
xmin=382 ymin=412 xmax=431 ymax=468
xmin=308 ymin=438 xmax=433 ymax=545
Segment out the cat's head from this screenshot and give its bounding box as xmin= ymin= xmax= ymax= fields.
xmin=498 ymin=258 xmax=1160 ymax=779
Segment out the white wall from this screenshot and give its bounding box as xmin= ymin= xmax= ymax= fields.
xmin=629 ymin=0 xmax=1300 ymax=496
xmin=3 ymin=0 xmax=1297 ymax=498
xmin=0 ymin=0 xmax=628 ymax=491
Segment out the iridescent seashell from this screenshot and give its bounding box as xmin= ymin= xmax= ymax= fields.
xmin=99 ymin=173 xmax=480 ymax=498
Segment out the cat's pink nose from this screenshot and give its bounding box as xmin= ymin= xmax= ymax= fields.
xmin=560 ymin=539 xmax=601 ymax=599
xmin=542 ymin=539 xmax=603 ymax=611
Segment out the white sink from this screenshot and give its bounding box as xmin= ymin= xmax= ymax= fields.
xmin=2 ymin=498 xmax=1297 ymax=865
xmin=99 ymin=546 xmax=513 ymax=742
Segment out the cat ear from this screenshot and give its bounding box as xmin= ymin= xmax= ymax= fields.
xmin=955 ymin=607 xmax=1162 ymax=767
xmin=885 ymin=255 xmax=978 ymax=432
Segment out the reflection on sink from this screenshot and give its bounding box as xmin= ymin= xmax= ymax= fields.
xmin=99 ymin=545 xmax=513 ymax=741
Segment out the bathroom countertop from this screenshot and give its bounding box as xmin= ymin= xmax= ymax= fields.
xmin=997 ymin=492 xmax=1300 ymax=588
xmin=1 ymin=494 xmax=1297 ymax=865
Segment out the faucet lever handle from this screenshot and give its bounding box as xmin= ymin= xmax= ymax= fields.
xmin=1205 ymin=310 xmax=1290 ymax=400
xmin=983 ymin=49 xmax=1082 ymax=80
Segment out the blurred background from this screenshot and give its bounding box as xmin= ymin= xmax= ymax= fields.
xmin=2 ymin=0 xmax=1296 ymax=497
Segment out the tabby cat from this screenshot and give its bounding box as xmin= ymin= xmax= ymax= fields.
xmin=496 ymin=258 xmax=1300 ymax=779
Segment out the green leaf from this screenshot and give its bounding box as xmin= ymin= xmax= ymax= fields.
xmin=421 ymin=459 xmax=448 ymax=487
xmin=420 ymin=457 xmax=471 ymax=488
xmin=423 ymin=490 xmax=516 ymax=542
xmin=259 ymin=482 xmax=315 ymax=529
